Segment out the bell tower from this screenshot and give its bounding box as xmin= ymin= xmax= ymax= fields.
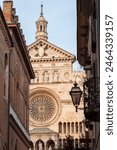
xmin=35 ymin=4 xmax=48 ymax=41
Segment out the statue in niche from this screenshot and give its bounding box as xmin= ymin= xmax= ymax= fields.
xmin=35 ymin=71 xmax=39 ymax=83
xmin=43 ymin=71 xmax=49 ymax=82
xmin=53 ymin=71 xmax=59 ymax=82
xmin=38 ymin=142 xmax=43 ymax=150
xmin=64 ymin=72 xmax=70 ymax=81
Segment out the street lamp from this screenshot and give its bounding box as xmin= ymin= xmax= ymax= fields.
xmin=69 ymin=81 xmax=82 ymax=112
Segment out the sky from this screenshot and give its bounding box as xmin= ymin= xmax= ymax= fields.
xmin=0 ymin=0 xmax=81 ymax=69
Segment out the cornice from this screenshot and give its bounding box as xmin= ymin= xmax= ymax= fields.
xmin=31 ymin=57 xmax=74 ymax=63
xmin=0 ymin=8 xmax=13 ymax=48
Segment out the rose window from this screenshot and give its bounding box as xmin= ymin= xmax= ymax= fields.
xmin=29 ymin=94 xmax=57 ymax=125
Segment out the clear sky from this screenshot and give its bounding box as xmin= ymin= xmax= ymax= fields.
xmin=0 ymin=0 xmax=81 ymax=69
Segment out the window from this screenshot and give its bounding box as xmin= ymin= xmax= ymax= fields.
xmin=71 ymin=122 xmax=74 ymax=133
xmin=63 ymin=122 xmax=66 ymax=133
xmin=40 ymin=25 xmax=43 ymax=31
xmin=4 ymin=53 xmax=8 ymax=98
xmin=79 ymin=122 xmax=82 ymax=133
xmin=58 ymin=122 xmax=62 ymax=133
xmin=75 ymin=122 xmax=78 ymax=133
xmin=67 ymin=122 xmax=70 ymax=133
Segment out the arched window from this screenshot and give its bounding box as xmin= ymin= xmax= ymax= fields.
xmin=67 ymin=122 xmax=70 ymax=133
xmin=4 ymin=53 xmax=8 ymax=99
xmin=58 ymin=122 xmax=62 ymax=133
xmin=75 ymin=122 xmax=78 ymax=133
xmin=40 ymin=25 xmax=43 ymax=31
xmin=46 ymin=139 xmax=55 ymax=150
xmin=44 ymin=25 xmax=46 ymax=32
xmin=63 ymin=122 xmax=66 ymax=133
xmin=71 ymin=122 xmax=74 ymax=133
xmin=79 ymin=122 xmax=82 ymax=133
xmin=35 ymin=139 xmax=44 ymax=150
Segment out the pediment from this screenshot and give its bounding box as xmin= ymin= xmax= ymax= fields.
xmin=28 ymin=39 xmax=75 ymax=62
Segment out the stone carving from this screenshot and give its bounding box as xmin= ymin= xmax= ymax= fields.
xmin=29 ymin=44 xmax=48 ymax=58
xmin=43 ymin=71 xmax=49 ymax=82
xmin=64 ymin=72 xmax=70 ymax=80
xmin=39 ymin=142 xmax=43 ymax=150
xmin=34 ymin=70 xmax=40 ymax=83
xmin=53 ymin=71 xmax=59 ymax=82
xmin=35 ymin=46 xmax=45 ymax=57
xmin=30 ymin=95 xmax=55 ymax=123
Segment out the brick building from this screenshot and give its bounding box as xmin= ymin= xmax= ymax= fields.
xmin=0 ymin=6 xmax=12 ymax=150
xmin=0 ymin=0 xmax=34 ymax=149
xmin=77 ymin=0 xmax=100 ymax=150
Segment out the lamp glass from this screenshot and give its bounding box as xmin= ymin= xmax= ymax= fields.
xmin=70 ymin=84 xmax=82 ymax=109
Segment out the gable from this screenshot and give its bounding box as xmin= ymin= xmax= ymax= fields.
xmin=28 ymin=39 xmax=75 ymax=63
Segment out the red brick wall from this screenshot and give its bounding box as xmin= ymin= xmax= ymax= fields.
xmin=0 ymin=13 xmax=10 ymax=149
xmin=9 ymin=125 xmax=29 ymax=150
xmin=9 ymin=45 xmax=30 ymax=129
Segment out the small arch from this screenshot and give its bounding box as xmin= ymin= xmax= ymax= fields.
xmin=52 ymin=71 xmax=59 ymax=82
xmin=75 ymin=122 xmax=78 ymax=133
xmin=58 ymin=122 xmax=62 ymax=133
xmin=46 ymin=139 xmax=55 ymax=150
xmin=63 ymin=122 xmax=66 ymax=133
xmin=40 ymin=25 xmax=43 ymax=31
xmin=71 ymin=122 xmax=74 ymax=133
xmin=44 ymin=25 xmax=46 ymax=32
xmin=35 ymin=139 xmax=44 ymax=150
xmin=79 ymin=122 xmax=82 ymax=133
xmin=67 ymin=122 xmax=70 ymax=133
xmin=43 ymin=71 xmax=49 ymax=82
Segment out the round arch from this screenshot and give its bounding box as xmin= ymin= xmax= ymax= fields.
xmin=46 ymin=139 xmax=55 ymax=150
xmin=35 ymin=139 xmax=45 ymax=150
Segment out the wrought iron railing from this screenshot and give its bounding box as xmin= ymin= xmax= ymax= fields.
xmin=83 ymin=77 xmax=100 ymax=122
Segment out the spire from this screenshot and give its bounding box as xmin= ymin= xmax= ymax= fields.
xmin=40 ymin=3 xmax=43 ymax=16
xmin=35 ymin=2 xmax=48 ymax=41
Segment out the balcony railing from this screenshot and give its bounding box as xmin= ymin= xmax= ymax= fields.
xmin=83 ymin=77 xmax=100 ymax=122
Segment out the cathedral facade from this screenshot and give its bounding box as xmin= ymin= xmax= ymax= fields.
xmin=28 ymin=5 xmax=86 ymax=150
